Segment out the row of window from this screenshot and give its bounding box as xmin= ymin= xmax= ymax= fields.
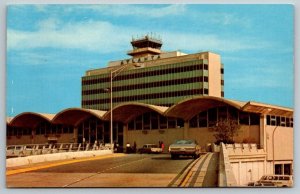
xmin=266 ymin=115 xmax=293 ymax=127
xmin=189 ymin=106 xmax=260 ymax=128
xmin=82 ymin=89 xmax=208 ymax=106
xmin=128 ymin=112 xmax=184 ymax=130
xmin=82 ymin=76 xmax=208 ymax=95
xmin=82 ymin=63 xmax=209 ymax=85
xmin=6 ymin=125 xmax=74 ymax=136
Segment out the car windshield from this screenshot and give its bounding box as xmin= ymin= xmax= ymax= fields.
xmin=174 ymin=140 xmax=194 ymax=144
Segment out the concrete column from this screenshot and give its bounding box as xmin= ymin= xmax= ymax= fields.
xmin=183 ymin=121 xmax=189 ymax=139
xmin=123 ymin=124 xmax=128 ymax=149
xmin=259 ymin=115 xmax=266 ymax=150
xmin=73 ymin=126 xmax=78 ymax=143
xmin=31 ymin=128 xmax=35 ymax=144
xmin=238 ymin=161 xmax=242 ymax=185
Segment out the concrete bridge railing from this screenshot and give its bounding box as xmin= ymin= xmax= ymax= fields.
xmin=218 ymin=142 xmax=238 ymax=187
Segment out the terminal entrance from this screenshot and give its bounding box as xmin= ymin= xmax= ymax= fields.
xmin=77 ymin=116 xmax=123 ymax=146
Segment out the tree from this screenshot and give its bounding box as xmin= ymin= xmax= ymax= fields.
xmin=209 ymin=118 xmax=240 ymax=145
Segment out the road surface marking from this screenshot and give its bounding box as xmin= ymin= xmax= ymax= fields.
xmin=62 ymin=156 xmax=148 ymax=187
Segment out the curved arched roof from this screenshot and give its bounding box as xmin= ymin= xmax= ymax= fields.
xmin=52 ymin=108 xmax=106 ymax=126
xmin=6 ymin=97 xmax=293 ymax=127
xmin=102 ymin=102 xmax=169 ymax=123
xmin=165 ymin=96 xmax=246 ymax=121
xmin=9 ymin=112 xmax=55 ymax=128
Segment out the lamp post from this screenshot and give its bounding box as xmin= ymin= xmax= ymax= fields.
xmin=108 ymin=62 xmax=142 ymax=148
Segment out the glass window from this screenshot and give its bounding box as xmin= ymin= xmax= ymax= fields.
xmin=228 ymin=107 xmax=238 ymax=120
xmin=69 ymin=127 xmax=74 ymax=134
xmin=151 ymin=113 xmax=159 ymax=130
xmin=128 ymin=120 xmax=135 ymax=130
xmin=267 ymin=115 xmax=271 ymax=125
xmin=286 ymin=117 xmax=290 ymax=127
xmin=56 ymin=126 xmax=62 ymax=134
xmin=199 ymin=111 xmax=208 ymax=127
xmin=270 ymin=116 xmax=276 ymax=126
xmin=189 ymin=115 xmax=198 ymax=128
xmin=208 ymin=108 xmax=217 ymax=127
xmin=204 ymin=76 xmax=208 ymax=82
xmin=275 ymin=164 xmax=282 ymax=175
xmin=143 ymin=112 xmax=151 ymax=130
xmin=280 ymin=117 xmax=286 ymax=127
xmin=159 ymin=115 xmax=167 ymax=129
xmin=218 ymin=106 xmax=227 ymax=121
xmin=276 ymin=116 xmax=280 ymax=126
xmin=177 ymin=119 xmax=184 ymax=128
xmin=204 ymin=89 xmax=209 ymax=95
xmin=250 ymin=113 xmax=260 ymax=125
xmin=239 ymin=112 xmax=249 ymax=125
xmin=46 ymin=125 xmax=52 ymax=134
xmin=284 ymin=164 xmax=291 ymax=175
xmin=136 ymin=115 xmax=143 ymax=130
xmin=40 ymin=126 xmax=45 ymax=135
xmin=63 ymin=126 xmax=69 ymax=133
xmin=168 ymin=118 xmax=177 ymax=129
xmin=23 ymin=128 xmax=31 ymax=135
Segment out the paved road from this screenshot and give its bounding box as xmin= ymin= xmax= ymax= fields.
xmin=7 ymin=153 xmax=197 ymax=187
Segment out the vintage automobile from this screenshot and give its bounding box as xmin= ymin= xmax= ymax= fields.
xmin=257 ymin=175 xmax=293 ymax=187
xmin=247 ymin=181 xmax=276 ymax=187
xmin=168 ymin=139 xmax=200 ymax=159
xmin=138 ymin=144 xmax=162 ymax=154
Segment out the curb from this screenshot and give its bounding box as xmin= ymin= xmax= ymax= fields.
xmin=169 ymin=154 xmax=205 ymax=187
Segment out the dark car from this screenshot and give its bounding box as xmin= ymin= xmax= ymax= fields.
xmin=168 ymin=139 xmax=200 ymax=159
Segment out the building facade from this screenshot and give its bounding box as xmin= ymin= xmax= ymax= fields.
xmin=81 ymin=36 xmax=224 ymax=110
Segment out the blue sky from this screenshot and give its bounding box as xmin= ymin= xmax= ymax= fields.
xmin=6 ymin=4 xmax=294 ymax=116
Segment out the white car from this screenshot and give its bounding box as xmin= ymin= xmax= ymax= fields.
xmin=168 ymin=139 xmax=200 ymax=159
xmin=138 ymin=144 xmax=162 ymax=154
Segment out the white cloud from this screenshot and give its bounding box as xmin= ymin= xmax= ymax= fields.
xmin=8 ymin=20 xmax=131 ymax=53
xmin=75 ymin=4 xmax=187 ymax=18
xmin=161 ymin=33 xmax=271 ymax=52
xmin=207 ymin=12 xmax=252 ymax=27
xmin=37 ymin=18 xmax=61 ymax=30
xmin=7 ymin=18 xmax=272 ymax=54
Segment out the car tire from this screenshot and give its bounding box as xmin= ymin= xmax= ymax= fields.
xmin=171 ymin=154 xmax=177 ymax=159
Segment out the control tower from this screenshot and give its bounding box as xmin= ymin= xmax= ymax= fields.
xmin=127 ymin=35 xmax=163 ymax=58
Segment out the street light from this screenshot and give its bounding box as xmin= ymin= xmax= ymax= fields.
xmin=108 ymin=62 xmax=142 ymax=148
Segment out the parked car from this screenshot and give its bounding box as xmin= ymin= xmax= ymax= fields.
xmin=168 ymin=139 xmax=200 ymax=159
xmin=247 ymin=181 xmax=276 ymax=187
xmin=138 ymin=144 xmax=162 ymax=154
xmin=257 ymin=175 xmax=293 ymax=187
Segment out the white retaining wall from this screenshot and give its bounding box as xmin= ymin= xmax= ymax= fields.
xmin=6 ymin=150 xmax=113 ymax=168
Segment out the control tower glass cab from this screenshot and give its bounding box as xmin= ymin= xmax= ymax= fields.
xmin=127 ymin=35 xmax=163 ymax=58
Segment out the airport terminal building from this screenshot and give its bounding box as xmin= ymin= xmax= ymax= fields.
xmin=6 ymin=36 xmax=293 ymax=178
